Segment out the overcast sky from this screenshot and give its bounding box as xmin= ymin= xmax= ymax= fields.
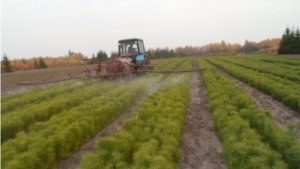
xmin=2 ymin=0 xmax=300 ymax=59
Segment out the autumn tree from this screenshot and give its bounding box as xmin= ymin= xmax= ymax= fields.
xmin=34 ymin=59 xmax=39 ymax=69
xmin=221 ymin=40 xmax=227 ymax=52
xmin=146 ymin=49 xmax=156 ymax=59
xmin=256 ymin=38 xmax=280 ymax=53
xmin=69 ymin=53 xmax=84 ymax=62
xmin=2 ymin=53 xmax=12 ymax=72
xmin=86 ymin=53 xmax=95 ymax=64
xmin=243 ymin=40 xmax=259 ymax=52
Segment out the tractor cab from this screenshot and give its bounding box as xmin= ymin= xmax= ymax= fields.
xmin=118 ymin=38 xmax=152 ymax=70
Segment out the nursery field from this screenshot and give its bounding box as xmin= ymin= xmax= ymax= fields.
xmin=1 ymin=55 xmax=300 ymax=169
xmin=198 ymin=56 xmax=300 ymax=169
xmin=206 ymin=56 xmax=300 ymax=112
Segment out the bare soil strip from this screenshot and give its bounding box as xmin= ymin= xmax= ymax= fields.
xmin=1 ymin=84 xmax=43 ymax=96
xmin=1 ymin=64 xmax=98 ymax=95
xmin=178 ymin=60 xmax=227 ymax=169
xmin=55 ymin=74 xmax=175 ymax=169
xmin=215 ymin=67 xmax=300 ymax=139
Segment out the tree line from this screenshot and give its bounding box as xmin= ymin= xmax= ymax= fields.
xmin=87 ymin=50 xmax=109 ymax=64
xmin=147 ymin=38 xmax=280 ymax=59
xmin=1 ymin=52 xmax=86 ymax=73
xmin=243 ymin=38 xmax=281 ymax=53
xmin=147 ymin=42 xmax=242 ymax=59
xmin=278 ymin=27 xmax=300 ymax=54
xmin=1 ymin=54 xmax=48 ymax=73
xmin=0 ymin=36 xmax=284 ymax=73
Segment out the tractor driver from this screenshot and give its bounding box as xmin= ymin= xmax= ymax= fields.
xmin=128 ymin=44 xmax=134 ymax=54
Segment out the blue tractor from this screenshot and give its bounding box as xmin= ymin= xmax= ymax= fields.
xmin=117 ymin=38 xmax=153 ymax=71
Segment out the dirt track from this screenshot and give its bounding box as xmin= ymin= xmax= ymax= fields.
xmin=178 ymin=60 xmax=227 ymax=169
xmin=215 ymin=67 xmax=300 ymax=139
xmin=1 ymin=64 xmax=97 ymax=95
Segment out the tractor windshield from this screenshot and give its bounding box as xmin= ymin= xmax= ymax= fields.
xmin=119 ymin=41 xmax=138 ymax=56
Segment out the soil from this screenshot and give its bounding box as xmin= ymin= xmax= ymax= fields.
xmin=1 ymin=76 xmax=88 ymax=96
xmin=178 ymin=60 xmax=227 ymax=169
xmin=1 ymin=84 xmax=43 ymax=96
xmin=215 ymin=66 xmax=300 ymax=139
xmin=1 ymin=64 xmax=98 ymax=95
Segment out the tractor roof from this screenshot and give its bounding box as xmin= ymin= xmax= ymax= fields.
xmin=118 ymin=38 xmax=143 ymax=42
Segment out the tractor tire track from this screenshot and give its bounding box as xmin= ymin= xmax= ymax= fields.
xmin=214 ymin=66 xmax=300 ymax=139
xmin=55 ymin=72 xmax=179 ymax=169
xmin=178 ymin=60 xmax=227 ymax=169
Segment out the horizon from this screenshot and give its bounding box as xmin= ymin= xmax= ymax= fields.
xmin=2 ymin=0 xmax=300 ymax=60
xmin=3 ymin=37 xmax=282 ymax=60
